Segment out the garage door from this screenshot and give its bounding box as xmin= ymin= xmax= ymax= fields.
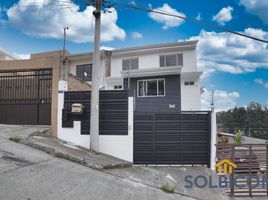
xmin=134 ymin=112 xmax=211 ymax=166
xmin=0 ymin=69 xmax=52 ymax=125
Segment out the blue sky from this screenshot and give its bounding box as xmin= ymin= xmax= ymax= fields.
xmin=0 ymin=0 xmax=268 ymax=111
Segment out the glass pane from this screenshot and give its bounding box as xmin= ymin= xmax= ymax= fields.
xmin=122 ymin=59 xmax=130 ymax=70
xmin=83 ymin=64 xmax=92 ymax=81
xmin=146 ymin=80 xmax=157 ymax=96
xmin=160 ymin=56 xmax=165 ymax=67
xmin=166 ymin=55 xmax=177 ymax=66
xmin=177 ymin=54 xmax=183 ymax=66
xmin=158 ymin=80 xmax=164 ymax=95
xmin=131 ymin=58 xmax=139 ymax=69
xmin=76 ymin=65 xmax=84 ymax=80
xmin=138 ymin=81 xmax=144 ymax=96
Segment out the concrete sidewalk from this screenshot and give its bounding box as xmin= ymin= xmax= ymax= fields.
xmin=24 ymin=135 xmax=132 ymax=170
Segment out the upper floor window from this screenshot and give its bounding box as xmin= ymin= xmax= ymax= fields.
xmin=137 ymin=79 xmax=165 ymax=97
xmin=160 ymin=54 xmax=183 ymax=67
xmin=184 ymin=81 xmax=195 ymax=86
xmin=76 ymin=64 xmax=92 ymax=81
xmin=122 ymin=58 xmax=139 ymax=71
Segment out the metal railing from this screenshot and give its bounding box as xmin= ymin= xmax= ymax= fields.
xmin=216 ymin=144 xmax=268 ymax=197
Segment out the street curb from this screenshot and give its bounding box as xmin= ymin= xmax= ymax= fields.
xmin=20 ymin=137 xmax=132 ymax=170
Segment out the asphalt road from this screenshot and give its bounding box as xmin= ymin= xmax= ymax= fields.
xmin=0 ymin=131 xmax=193 ymax=200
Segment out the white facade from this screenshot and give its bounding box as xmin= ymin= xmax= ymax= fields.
xmin=0 ymin=48 xmax=20 ymax=60
xmin=68 ymin=41 xmax=201 ymax=111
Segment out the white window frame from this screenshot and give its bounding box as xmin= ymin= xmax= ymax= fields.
xmin=159 ymin=53 xmax=183 ymax=67
xmin=122 ymin=57 xmax=139 ymax=71
xmin=137 ymin=78 xmax=165 ymax=97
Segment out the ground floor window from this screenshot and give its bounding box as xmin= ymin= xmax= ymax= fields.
xmin=137 ymin=79 xmax=165 ymax=97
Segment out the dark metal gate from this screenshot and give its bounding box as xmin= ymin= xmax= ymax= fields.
xmin=134 ymin=111 xmax=211 ymax=166
xmin=0 ymin=69 xmax=52 ymax=125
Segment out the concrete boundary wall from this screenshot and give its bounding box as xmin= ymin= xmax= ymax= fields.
xmin=0 ymin=55 xmax=61 ymax=137
xmin=57 ymin=81 xmax=134 ymax=162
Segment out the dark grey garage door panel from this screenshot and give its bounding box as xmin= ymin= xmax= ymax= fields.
xmin=134 ymin=112 xmax=211 ymax=166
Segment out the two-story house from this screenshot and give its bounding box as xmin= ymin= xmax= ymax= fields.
xmin=68 ymin=40 xmax=202 ymax=111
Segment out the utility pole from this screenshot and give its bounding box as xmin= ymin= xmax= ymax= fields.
xmin=62 ymin=27 xmax=69 ymax=81
xmin=86 ymin=0 xmax=115 ymax=153
xmin=90 ymin=0 xmax=101 ymax=152
xmin=210 ymin=90 xmax=215 ymax=112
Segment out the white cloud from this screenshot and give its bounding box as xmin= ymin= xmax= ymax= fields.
xmin=254 ymin=78 xmax=268 ymax=89
xmin=7 ymin=0 xmax=126 ymax=43
xmin=212 ymin=6 xmax=233 ymax=25
xmin=131 ymin=32 xmax=143 ymax=39
xmin=129 ymin=1 xmax=136 ymax=6
xmin=201 ymin=89 xmax=240 ymax=112
xmin=100 ymin=46 xmax=115 ymax=51
xmin=196 ymin=13 xmax=202 ymax=21
xmin=148 ymin=3 xmax=185 ymax=30
xmin=239 ymin=0 xmax=268 ymax=24
xmin=185 ymin=28 xmax=268 ymax=78
xmin=14 ymin=53 xmax=30 ymax=59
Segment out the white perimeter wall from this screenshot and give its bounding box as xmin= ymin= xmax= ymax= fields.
xmin=180 ymin=77 xmax=201 ymax=110
xmin=57 ymin=82 xmax=134 ymax=162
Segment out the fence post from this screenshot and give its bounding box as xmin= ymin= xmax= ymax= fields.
xmin=249 ymin=145 xmax=252 ymax=197
xmin=266 ymin=144 xmax=268 ymax=196
xmin=230 ymin=145 xmax=235 ymax=197
xmin=210 ymin=112 xmax=217 ymax=170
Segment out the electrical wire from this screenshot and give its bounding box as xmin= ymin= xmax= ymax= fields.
xmin=123 ymin=4 xmax=268 ymax=44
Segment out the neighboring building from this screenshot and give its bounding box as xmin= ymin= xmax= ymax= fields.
xmin=0 ymin=48 xmax=20 ymax=60
xmin=68 ymin=40 xmax=201 ymax=111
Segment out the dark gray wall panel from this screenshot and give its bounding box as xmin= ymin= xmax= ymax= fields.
xmin=124 ymin=75 xmax=181 ymax=112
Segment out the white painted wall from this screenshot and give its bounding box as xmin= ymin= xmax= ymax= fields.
xmin=181 ymin=77 xmax=201 ymax=110
xmin=99 ymin=97 xmax=134 ymax=162
xmin=110 ymin=49 xmax=197 ymax=78
xmin=210 ymin=112 xmax=217 ymax=170
xmin=57 ymin=88 xmax=134 ymax=162
xmin=57 ymin=80 xmax=91 ymax=149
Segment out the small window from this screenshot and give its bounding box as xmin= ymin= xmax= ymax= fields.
xmin=76 ymin=64 xmax=92 ymax=81
xmin=114 ymin=85 xmax=122 ymax=90
xmin=160 ymin=54 xmax=183 ymax=67
xmin=137 ymin=79 xmax=165 ymax=97
xmin=122 ymin=58 xmax=139 ymax=70
xmin=184 ymin=81 xmax=195 ymax=86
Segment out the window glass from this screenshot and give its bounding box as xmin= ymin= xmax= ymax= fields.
xmin=177 ymin=54 xmax=183 ymax=66
xmin=122 ymin=59 xmax=130 ymax=71
xmin=158 ymin=80 xmax=164 ymax=95
xmin=165 ymin=55 xmax=177 ymax=66
xmin=146 ymin=80 xmax=157 ymax=96
xmin=160 ymin=54 xmax=183 ymax=67
xmin=122 ymin=58 xmax=139 ymax=70
xmin=138 ymin=81 xmax=144 ymax=96
xmin=160 ymin=56 xmax=165 ymax=67
xmin=76 ymin=65 xmax=84 ymax=80
xmin=83 ymin=64 xmax=92 ymax=81
xmin=131 ymin=58 xmax=139 ymax=69
xmin=76 ymin=64 xmax=92 ymax=81
xmin=138 ymin=79 xmax=165 ymax=97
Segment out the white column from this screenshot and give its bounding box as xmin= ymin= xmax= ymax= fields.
xmin=210 ymin=112 xmax=217 ymax=170
xmin=128 ymin=97 xmax=134 ymax=162
xmin=57 ymin=80 xmax=68 ymax=137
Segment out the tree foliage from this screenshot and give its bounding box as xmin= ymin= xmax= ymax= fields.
xmin=217 ymin=102 xmax=268 ymax=139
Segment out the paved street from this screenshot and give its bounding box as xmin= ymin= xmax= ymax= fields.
xmin=0 ymin=127 xmax=194 ymax=200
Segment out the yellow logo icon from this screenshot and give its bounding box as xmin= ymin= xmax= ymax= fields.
xmin=214 ymin=159 xmax=237 ymax=174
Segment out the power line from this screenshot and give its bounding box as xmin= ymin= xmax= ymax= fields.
xmin=125 ymin=4 xmax=268 ymax=44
